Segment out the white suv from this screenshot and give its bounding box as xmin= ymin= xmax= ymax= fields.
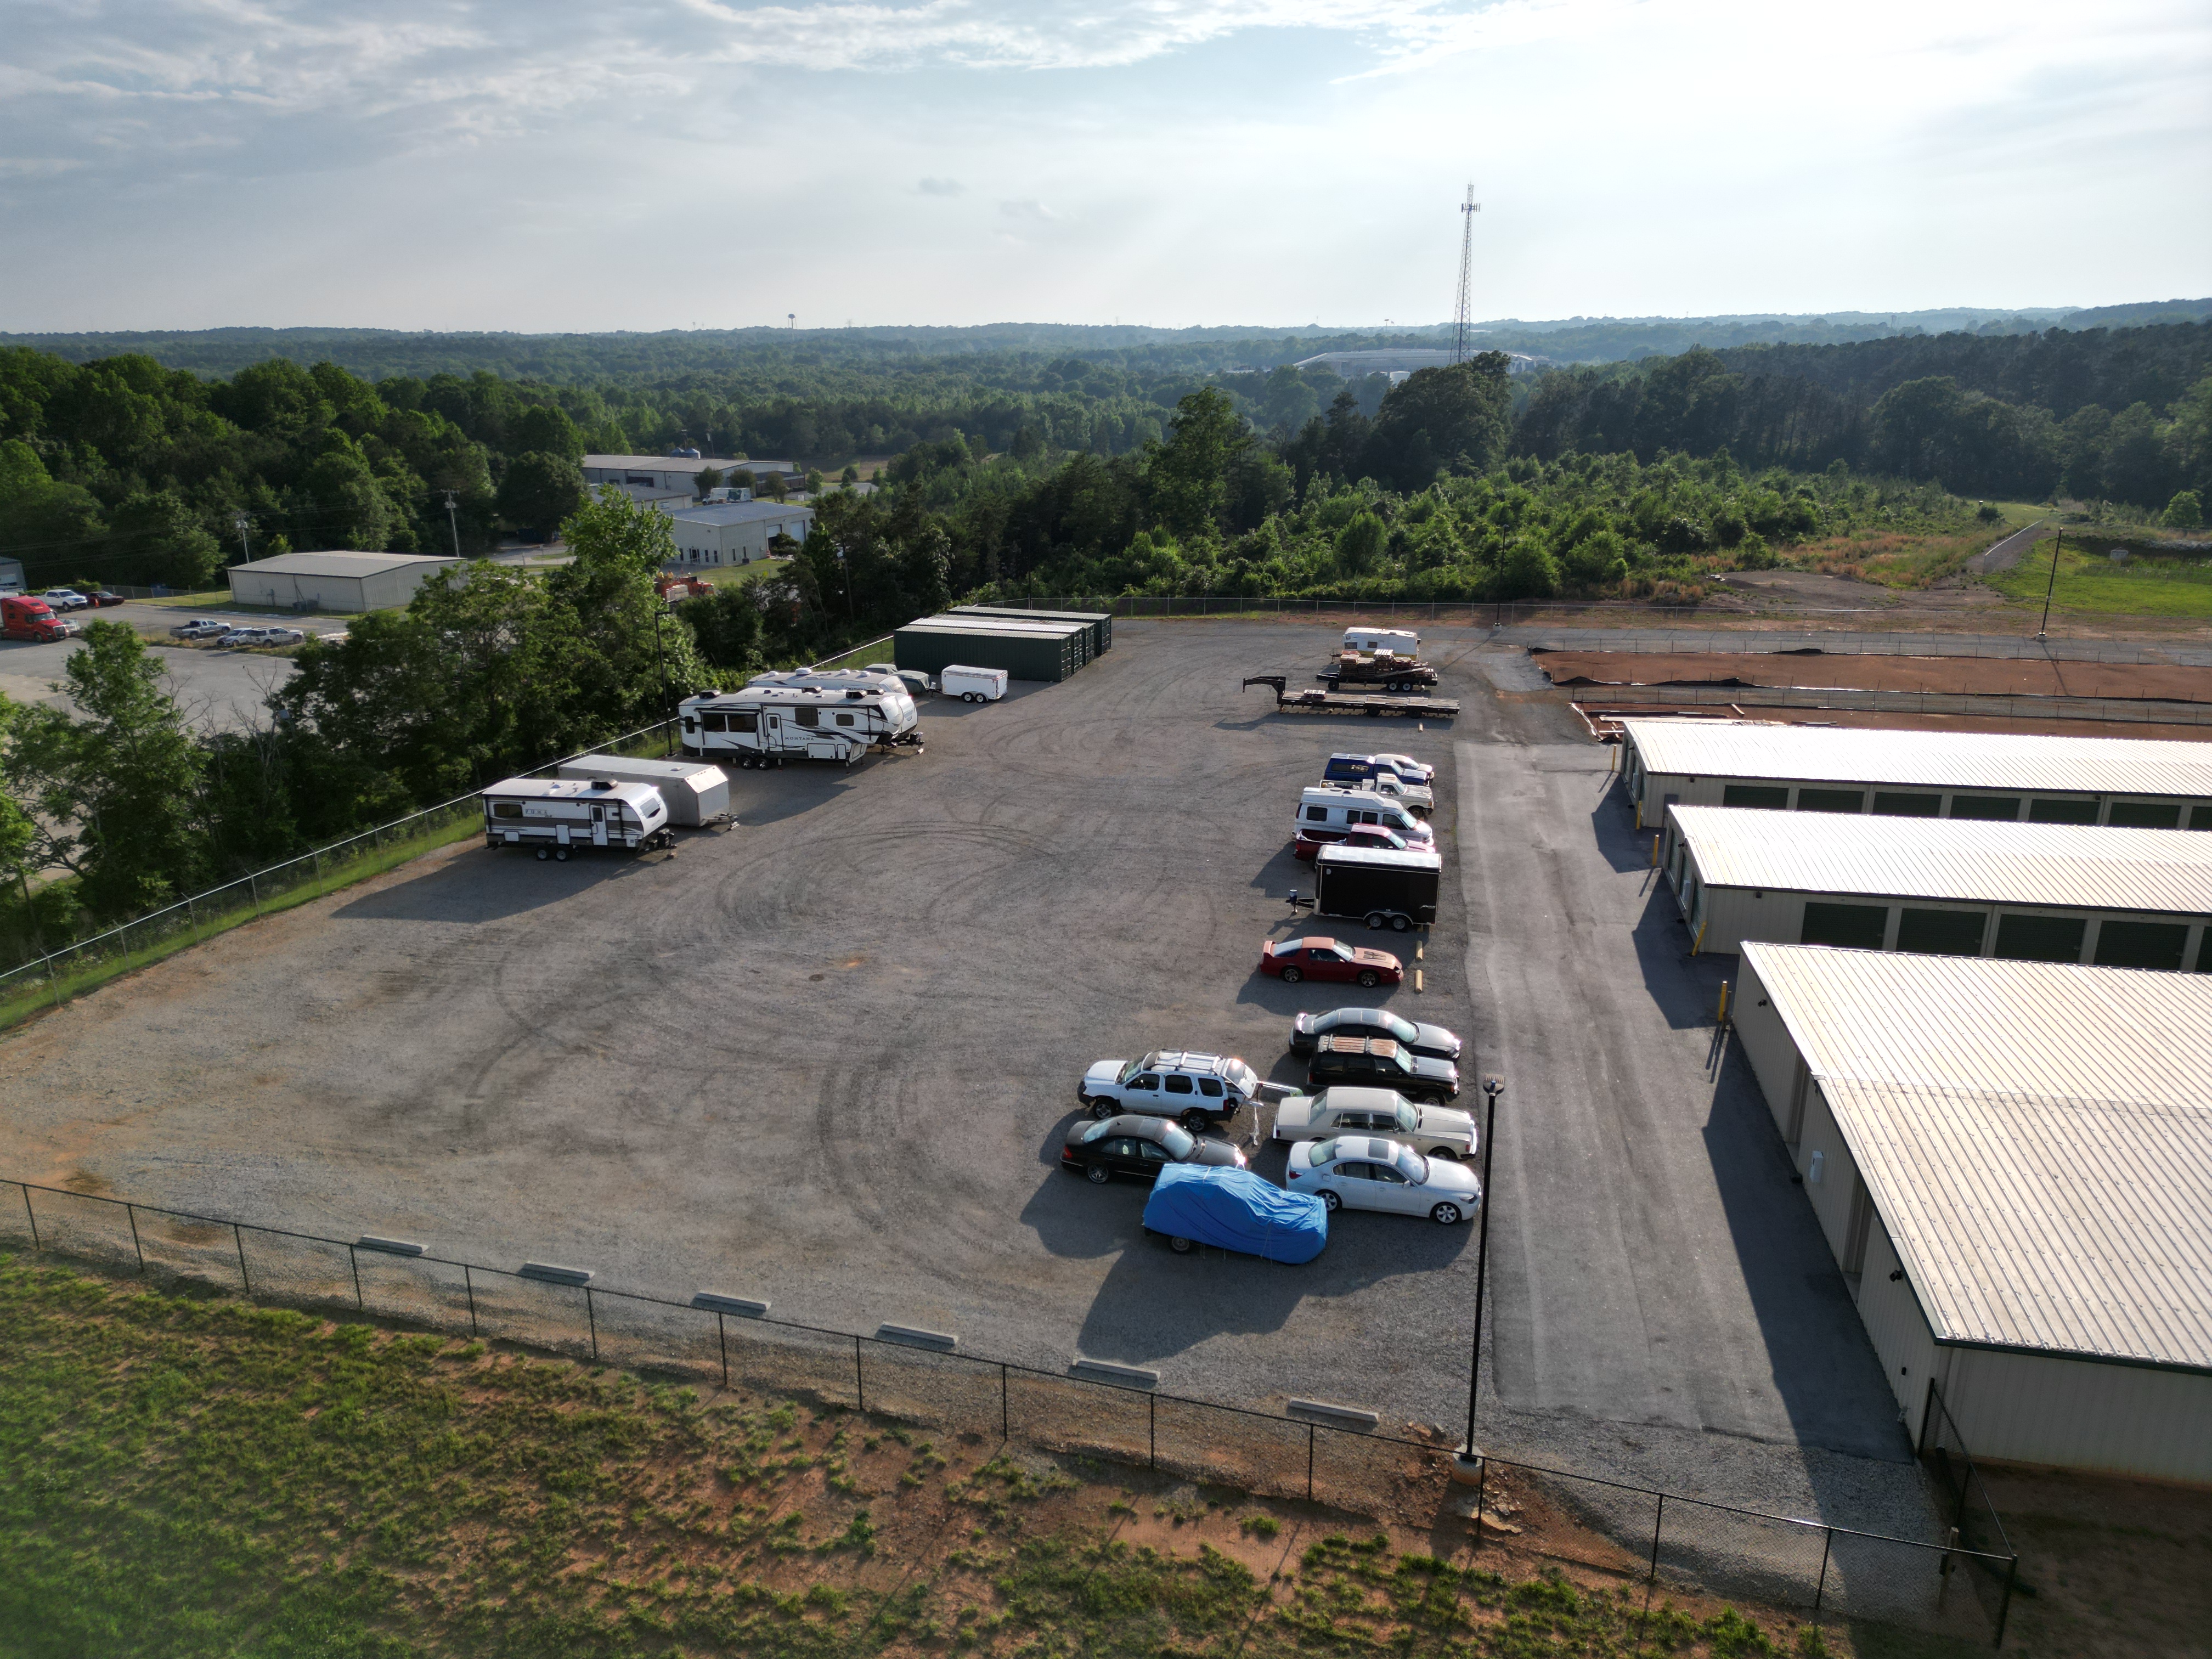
xmin=41 ymin=588 xmax=88 ymax=611
xmin=1079 ymin=1050 xmax=1261 ymax=1131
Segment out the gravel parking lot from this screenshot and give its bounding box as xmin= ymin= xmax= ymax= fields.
xmin=0 ymin=618 xmax=1932 ymax=1536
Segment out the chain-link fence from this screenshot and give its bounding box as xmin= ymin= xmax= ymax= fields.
xmin=2 ymin=1176 xmax=2019 ymax=1647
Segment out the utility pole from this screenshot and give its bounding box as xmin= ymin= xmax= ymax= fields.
xmin=1451 ymin=184 xmax=1482 ymax=365
xmin=1457 ymin=1074 xmax=1504 ymax=1475
xmin=2037 ymin=528 xmax=2063 ymax=641
xmin=232 ymin=511 xmax=252 ymax=568
xmin=442 ymin=489 xmax=462 ymax=558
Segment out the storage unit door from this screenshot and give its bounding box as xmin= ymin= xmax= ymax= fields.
xmin=1895 ymin=907 xmax=1988 ymax=956
xmin=1993 ymin=913 xmax=2087 ymax=962
xmin=1800 ymin=901 xmax=1888 ymax=949
xmin=1796 ymin=788 xmax=1865 ymax=814
xmin=2092 ymin=919 xmax=2190 ymax=970
xmin=1722 ymin=783 xmax=1790 ymax=809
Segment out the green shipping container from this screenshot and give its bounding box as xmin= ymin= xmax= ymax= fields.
xmin=894 ymin=621 xmax=1080 ymax=682
xmin=949 ymin=605 xmax=1111 ymax=656
xmin=916 ymin=612 xmax=1091 ymax=665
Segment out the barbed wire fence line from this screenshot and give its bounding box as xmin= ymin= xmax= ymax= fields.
xmin=2 ymin=1175 xmax=2018 ymax=1648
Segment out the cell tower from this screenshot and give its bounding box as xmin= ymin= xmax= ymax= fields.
xmin=1451 ymin=183 xmax=1481 ymax=364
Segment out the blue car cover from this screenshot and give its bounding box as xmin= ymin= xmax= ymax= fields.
xmin=1142 ymin=1165 xmax=1328 ymax=1264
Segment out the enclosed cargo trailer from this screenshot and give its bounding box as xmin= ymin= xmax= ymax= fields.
xmin=1311 ymin=844 xmax=1442 ymax=929
xmin=555 ymin=754 xmax=731 ymax=826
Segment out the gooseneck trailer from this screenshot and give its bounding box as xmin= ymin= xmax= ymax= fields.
xmin=1243 ymin=676 xmax=1460 ymax=719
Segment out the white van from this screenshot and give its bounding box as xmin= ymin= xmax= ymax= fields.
xmin=1296 ymin=786 xmax=1434 ymax=849
xmin=940 ymin=664 xmax=1007 ymax=704
xmin=1344 ymin=627 xmax=1420 ymax=657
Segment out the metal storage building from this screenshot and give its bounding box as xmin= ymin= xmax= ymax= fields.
xmin=909 ymin=612 xmax=1092 ymax=666
xmin=892 ymin=616 xmax=1087 ymax=682
xmin=1662 ymin=804 xmax=2212 ymax=966
xmin=555 ymin=755 xmax=731 ymax=827
xmin=1733 ymin=942 xmax=2212 ymax=1481
xmin=1621 ymin=719 xmax=2212 ymax=831
xmin=225 ymin=550 xmax=464 ymax=613
xmin=947 ymin=605 xmax=1111 ymax=656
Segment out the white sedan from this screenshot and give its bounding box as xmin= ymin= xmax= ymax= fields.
xmin=1285 ymin=1135 xmax=1481 ymax=1225
xmin=1271 ymin=1086 xmax=1476 ymax=1159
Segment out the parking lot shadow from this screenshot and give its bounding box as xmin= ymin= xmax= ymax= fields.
xmin=1627 ymin=878 xmax=1734 ymax=1030
xmin=1589 ymin=771 xmax=1662 ymax=874
xmin=333 ymin=844 xmax=657 ymax=924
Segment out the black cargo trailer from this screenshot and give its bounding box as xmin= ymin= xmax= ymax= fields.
xmin=951 ymin=605 xmax=1111 ymax=656
xmin=1311 ymin=844 xmax=1442 ymax=929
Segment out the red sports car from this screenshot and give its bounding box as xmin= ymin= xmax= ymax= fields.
xmin=1259 ymin=936 xmax=1404 ymax=989
xmin=86 ymin=591 xmax=126 ymax=607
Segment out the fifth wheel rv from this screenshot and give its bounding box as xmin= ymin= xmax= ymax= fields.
xmin=678 ymin=682 xmax=922 ymax=768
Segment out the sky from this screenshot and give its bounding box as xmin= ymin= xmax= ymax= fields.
xmin=2 ymin=0 xmax=2208 ymax=333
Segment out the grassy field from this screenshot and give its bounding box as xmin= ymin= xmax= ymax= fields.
xmin=1785 ymin=503 xmax=2047 ymax=590
xmin=0 ymin=1259 xmax=1854 ymax=1659
xmin=1988 ymin=544 xmax=2212 ymax=618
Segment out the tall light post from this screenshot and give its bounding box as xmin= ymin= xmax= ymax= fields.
xmin=232 ymin=511 xmax=252 ymax=569
xmin=1455 ymin=1074 xmax=1504 ymax=1479
xmin=651 ymin=604 xmax=675 ymax=755
xmin=2036 ymin=527 xmax=2063 ymax=642
xmin=442 ymin=489 xmax=462 ymax=558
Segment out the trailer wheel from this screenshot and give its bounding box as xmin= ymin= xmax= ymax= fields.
xmin=535 ymin=848 xmax=550 ymax=861
xmin=1391 ymin=914 xmax=1412 ymax=932
xmin=1365 ymin=910 xmax=1387 ymax=930
xmin=1168 ymin=1236 xmax=1195 ymax=1255
xmin=555 ymin=848 xmax=569 ymax=862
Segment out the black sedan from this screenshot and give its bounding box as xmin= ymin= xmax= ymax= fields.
xmin=1060 ymin=1114 xmax=1247 ymax=1185
xmin=1289 ymin=1007 xmax=1463 ymax=1063
xmin=1304 ymin=1035 xmax=1460 ymax=1104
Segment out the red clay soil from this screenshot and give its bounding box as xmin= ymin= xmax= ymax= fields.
xmin=1538 ymin=650 xmax=2212 ymax=702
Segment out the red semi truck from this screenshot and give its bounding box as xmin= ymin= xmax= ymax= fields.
xmin=1 ymin=595 xmax=70 ymax=642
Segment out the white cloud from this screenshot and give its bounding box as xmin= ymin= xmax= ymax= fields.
xmin=917 ymin=175 xmax=964 ymax=194
xmin=998 ymin=197 xmax=1052 ymax=220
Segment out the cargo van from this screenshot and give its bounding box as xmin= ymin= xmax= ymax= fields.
xmin=1343 ymin=627 xmax=1419 ymax=657
xmin=1296 ymin=786 xmax=1434 ymax=849
xmin=940 ymin=664 xmax=1007 ymax=703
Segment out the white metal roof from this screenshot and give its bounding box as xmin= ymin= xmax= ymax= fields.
xmin=1626 ymin=718 xmax=2212 ymax=799
xmin=1741 ymin=942 xmax=2212 ymax=1370
xmin=1673 ymin=805 xmax=2212 ymax=915
xmin=231 ymin=551 xmax=460 ymax=578
xmin=583 ymin=454 xmax=784 ymax=474
xmin=665 ymin=501 xmax=815 ymax=526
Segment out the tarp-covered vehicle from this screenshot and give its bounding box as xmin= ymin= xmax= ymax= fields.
xmin=1140 ymin=1165 xmax=1327 ymax=1263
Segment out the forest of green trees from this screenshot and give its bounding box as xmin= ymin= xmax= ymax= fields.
xmin=3 ymin=319 xmax=2210 ymax=950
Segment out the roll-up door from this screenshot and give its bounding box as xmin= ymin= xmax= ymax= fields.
xmin=1993 ymin=914 xmax=2087 ymax=962
xmin=2092 ymin=919 xmax=2190 ymax=970
xmin=1796 ymin=788 xmax=1865 ymax=814
xmin=1802 ymin=902 xmax=1888 ymax=949
xmin=1723 ymin=784 xmax=1790 ymax=809
xmin=1896 ymin=908 xmax=1987 ymax=956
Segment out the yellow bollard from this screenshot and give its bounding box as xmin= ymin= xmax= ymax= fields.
xmin=1717 ymin=980 xmax=1731 ymax=1026
xmin=1692 ymin=920 xmax=1707 ymax=957
xmin=1414 ymin=968 xmax=1425 ymax=993
xmin=1650 ymin=833 xmax=1661 ymax=868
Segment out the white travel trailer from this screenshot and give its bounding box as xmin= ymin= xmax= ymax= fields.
xmin=1343 ymin=627 xmax=1420 ymax=657
xmin=747 ymin=667 xmax=906 ymax=693
xmin=678 ymin=682 xmax=922 ymax=768
xmin=482 ymin=777 xmax=672 ymax=860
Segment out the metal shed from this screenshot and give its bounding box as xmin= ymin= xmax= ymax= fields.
xmin=1621 ymin=719 xmax=2212 ymax=831
xmin=224 ymin=550 xmax=465 ymax=614
xmin=1662 ymin=804 xmax=2212 ymax=966
xmin=554 ymin=754 xmax=731 ymax=827
xmin=907 ymin=613 xmax=1092 ymax=667
xmin=1731 ymin=942 xmax=2212 ymax=1481
xmin=947 ymin=605 xmax=1111 ymax=656
xmin=892 ymin=618 xmax=1084 ymax=682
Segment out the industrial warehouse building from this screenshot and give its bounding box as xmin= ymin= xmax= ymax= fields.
xmin=946 ymin=604 xmax=1112 ymax=657
xmin=224 ymin=550 xmax=463 ymax=613
xmin=663 ymin=501 xmax=816 ymax=567
xmin=1734 ymin=942 xmax=2212 ymax=1481
xmin=582 ymin=455 xmax=798 ymax=505
xmin=1663 ymin=805 xmax=2212 ymax=967
xmin=1622 ymin=720 xmax=2212 ymax=830
xmin=892 ymin=613 xmax=1092 ymax=682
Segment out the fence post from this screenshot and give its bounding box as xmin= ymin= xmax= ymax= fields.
xmin=250 ymin=872 xmax=262 ymax=918
xmin=1648 ymin=1493 xmax=1664 ymax=1584
xmin=126 ymin=1203 xmax=144 ymax=1272
xmin=348 ymin=1244 xmax=363 ymax=1310
xmin=21 ymin=1183 xmax=38 ymax=1250
xmin=1994 ymin=1553 xmax=2018 ymax=1648
xmin=1306 ymin=1422 xmax=1315 ymax=1500
xmin=854 ymin=1334 xmax=865 ymax=1414
xmin=313 ymin=848 xmax=324 ymax=896
xmin=1472 ymin=1455 xmax=1487 ymax=1548
xmin=1148 ymin=1391 xmax=1156 ymax=1470
xmin=716 ymin=1310 xmax=729 ymax=1390
xmin=233 ymin=1223 xmax=251 ymax=1295
xmin=1000 ymin=1362 xmax=1009 ymax=1441
xmin=462 ymin=1265 xmax=478 ymax=1337
xmin=187 ymin=895 xmax=200 ymax=944
xmin=584 ymin=1286 xmax=598 ymax=1362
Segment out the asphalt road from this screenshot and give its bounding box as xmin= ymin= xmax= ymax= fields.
xmin=0 ymin=618 xmax=1934 ymax=1537
xmin=0 ymin=628 xmax=298 ymax=733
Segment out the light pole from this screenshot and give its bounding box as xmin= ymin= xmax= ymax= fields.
xmin=1455 ymin=1074 xmax=1504 ymax=1479
xmin=442 ymin=489 xmax=462 ymax=558
xmin=836 ymin=545 xmax=853 ymax=618
xmin=232 ymin=511 xmax=252 ymax=569
xmin=2036 ymin=527 xmax=2063 ymax=641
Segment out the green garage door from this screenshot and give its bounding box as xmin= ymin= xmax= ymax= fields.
xmin=1796 ymin=788 xmax=1865 ymax=814
xmin=1993 ymin=914 xmax=2087 ymax=962
xmin=1896 ymin=909 xmax=1988 ymax=956
xmin=1872 ymin=791 xmax=1942 ymax=817
xmin=1802 ymin=902 xmax=1888 ymax=949
xmin=2028 ymin=797 xmax=2101 ymax=825
xmin=2092 ymin=920 xmax=2190 ymax=970
xmin=2107 ymin=801 xmax=2182 ymax=828
xmin=1723 ymin=785 xmax=1791 ymax=809
xmin=1949 ymin=795 xmax=2021 ymax=821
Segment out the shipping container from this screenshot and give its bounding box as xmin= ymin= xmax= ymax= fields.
xmin=893 ymin=620 xmax=1081 ymax=682
xmin=949 ymin=605 xmax=1111 ymax=656
xmin=907 ymin=613 xmax=1092 ymax=667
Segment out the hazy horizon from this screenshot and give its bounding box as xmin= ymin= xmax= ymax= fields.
xmin=4 ymin=1 xmax=2207 ymax=335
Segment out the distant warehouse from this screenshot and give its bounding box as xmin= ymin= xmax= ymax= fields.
xmin=893 ymin=611 xmax=1101 ymax=684
xmin=1622 ymin=719 xmax=2212 ymax=829
xmin=664 ymin=500 xmax=815 ymax=568
xmin=1664 ymin=804 xmax=2212 ymax=967
xmin=225 ymin=550 xmax=463 ymax=614
xmin=1734 ymin=943 xmax=2212 ymax=1482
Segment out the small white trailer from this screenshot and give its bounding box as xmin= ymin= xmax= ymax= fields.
xmin=555 ymin=754 xmax=731 ymax=827
xmin=482 ymin=777 xmax=672 ymax=860
xmin=678 ymin=681 xmax=922 ymax=769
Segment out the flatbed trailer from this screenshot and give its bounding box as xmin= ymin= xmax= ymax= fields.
xmin=1243 ymin=676 xmax=1459 ymax=719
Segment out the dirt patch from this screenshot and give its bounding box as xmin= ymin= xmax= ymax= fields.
xmin=1537 ymin=650 xmax=2212 ymax=703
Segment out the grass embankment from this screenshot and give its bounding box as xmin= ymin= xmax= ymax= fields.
xmin=1988 ymin=542 xmax=2212 ymax=618
xmin=0 ymin=1260 xmax=1833 ymax=1659
xmin=1787 ymin=504 xmax=2047 ymax=590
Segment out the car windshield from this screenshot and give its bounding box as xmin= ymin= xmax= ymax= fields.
xmin=1309 ymin=1138 xmax=1342 ymax=1165
xmin=1158 ymin=1125 xmax=1196 ymax=1159
xmin=1379 ymin=1013 xmax=1418 ymax=1042
xmin=1118 ymin=1059 xmax=1146 ymax=1084
xmin=1079 ymin=1121 xmax=1114 ymax=1144
xmin=1393 ymin=1102 xmax=1419 ymax=1132
xmin=1393 ymin=1144 xmax=1429 ymax=1182
xmin=1226 ymin=1060 xmax=1258 ymax=1094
